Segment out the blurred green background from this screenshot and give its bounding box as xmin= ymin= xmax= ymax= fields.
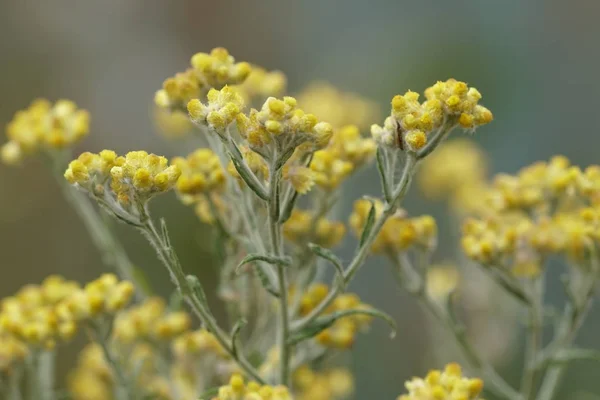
xmin=1 ymin=0 xmax=600 ymax=398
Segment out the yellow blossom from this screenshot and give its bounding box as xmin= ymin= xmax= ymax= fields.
xmin=172 ymin=148 xmax=226 ymax=196
xmin=397 ymin=363 xmax=484 ymax=400
xmin=2 ymin=99 xmax=90 ymax=165
xmin=283 ymin=209 xmax=346 ymax=248
xmin=109 ymin=151 xmax=181 ymax=205
xmin=296 ymin=81 xmax=381 ymax=130
xmin=212 ymin=374 xmax=292 ymax=400
xmin=188 ymin=86 xmax=245 ymax=131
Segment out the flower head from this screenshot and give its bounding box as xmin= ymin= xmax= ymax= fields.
xmin=172 ymin=148 xmax=226 ymax=196
xmin=283 ymin=209 xmax=346 ymax=248
xmin=110 ymin=151 xmax=181 ymax=205
xmin=188 ymin=86 xmax=245 ymax=131
xmin=155 ymin=47 xmax=251 ymax=111
xmin=397 ymin=363 xmax=484 ymax=400
xmin=2 ymin=99 xmax=90 ymax=165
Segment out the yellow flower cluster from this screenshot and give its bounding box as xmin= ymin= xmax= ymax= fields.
xmin=172 ymin=328 xmax=226 ymax=359
xmin=296 ymin=81 xmax=381 ymax=130
xmin=293 ymin=366 xmax=354 ymax=400
xmin=426 ymin=264 xmax=460 ymax=300
xmin=236 ymin=65 xmax=287 ymax=103
xmin=0 ymin=276 xmax=80 ymax=349
xmin=281 ymin=124 xmax=377 ymax=194
xmin=188 ymin=86 xmax=245 ymax=131
xmin=210 ymin=373 xmax=292 ymax=400
xmin=425 ymin=79 xmax=493 ymax=129
xmin=418 ymin=139 xmax=489 ymax=210
xmin=1 ymin=99 xmax=90 ymax=165
xmin=349 ymin=200 xmax=437 ymax=254
xmin=57 ymin=273 xmax=135 ymax=322
xmin=397 ymin=363 xmax=484 ymax=400
xmin=283 ymin=209 xmax=346 ymax=248
xmin=66 ymin=150 xmax=181 ymax=206
xmin=109 ymin=151 xmax=181 ymax=205
xmin=155 ymin=47 xmax=251 ymax=111
xmin=371 ymin=79 xmax=492 ymax=151
xmin=112 ymin=297 xmax=191 ymax=343
xmin=64 ymin=150 xmax=122 ymax=195
xmin=236 ymin=96 xmax=333 ymax=152
xmin=461 ymin=157 xmax=600 ymax=276
xmin=299 ymin=284 xmax=372 ymax=349
xmin=172 ymin=148 xmax=226 ymax=196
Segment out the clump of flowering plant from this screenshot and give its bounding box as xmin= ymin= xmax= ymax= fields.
xmin=1 ymin=46 xmax=594 ymax=400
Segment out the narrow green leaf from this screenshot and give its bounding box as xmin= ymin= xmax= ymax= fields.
xmin=550 ymin=348 xmax=600 ymax=365
xmin=359 ymin=200 xmax=376 ymax=248
xmin=307 ymin=243 xmax=345 ymax=283
xmin=236 ymin=253 xmax=292 ymax=274
xmin=376 ymin=148 xmax=392 ymax=203
xmin=186 ymin=275 xmax=209 ymax=308
xmin=160 ymin=218 xmax=171 ymax=247
xmin=254 ymin=265 xmax=280 ymax=297
xmin=274 ymin=147 xmax=296 ymax=171
xmin=288 ymin=307 xmax=397 ymax=346
xmin=278 ymin=189 xmax=300 ymax=224
xmin=230 ymin=156 xmax=269 ymax=200
xmin=230 ymin=318 xmax=248 ymax=358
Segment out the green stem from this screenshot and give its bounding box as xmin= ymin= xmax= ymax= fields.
xmin=521 ymin=278 xmax=544 ymax=399
xmin=291 ymin=152 xmax=417 ymax=332
xmin=37 ymin=351 xmax=55 ymax=400
xmin=268 ymin=156 xmax=291 ymax=385
xmin=138 ymin=212 xmax=264 ymax=383
xmin=89 ymin=325 xmax=130 ymax=400
xmin=391 ymin=255 xmax=522 ymax=400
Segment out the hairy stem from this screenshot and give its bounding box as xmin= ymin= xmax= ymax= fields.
xmin=292 ymin=152 xmax=417 ymax=332
xmin=268 ymin=156 xmax=291 ymax=385
xmin=138 ymin=211 xmax=264 ymax=383
xmin=391 ymin=255 xmax=522 ymax=400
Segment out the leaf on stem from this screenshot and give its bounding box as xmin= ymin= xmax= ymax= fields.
xmin=230 ymin=318 xmax=248 ymax=358
xmin=236 ymin=253 xmax=292 ymax=274
xmin=307 ymin=243 xmax=345 ymax=285
xmin=278 ymin=189 xmax=300 ymax=224
xmin=359 ymin=199 xmax=377 ymax=248
xmin=185 ymin=275 xmax=209 ymax=309
xmin=288 ymin=307 xmax=397 ymax=346
xmin=376 ymin=147 xmax=392 ymax=203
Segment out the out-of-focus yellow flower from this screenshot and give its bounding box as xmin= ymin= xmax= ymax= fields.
xmin=172 ymin=148 xmax=226 ymax=196
xmin=397 ymin=363 xmax=484 ymax=400
xmin=418 ymin=139 xmax=488 ymax=201
xmin=2 ymin=99 xmax=90 ymax=165
xmin=57 ymin=274 xmax=135 ymax=323
xmin=0 ymin=275 xmax=83 ymax=349
xmin=426 ymin=264 xmax=460 ymax=299
xmin=212 ymin=373 xmax=292 ymax=400
xmin=294 ymin=366 xmax=354 ymax=400
xmin=283 ymin=165 xmax=316 ymax=194
xmin=235 ymin=65 xmax=287 ymax=104
xmin=188 ymin=86 xmax=245 ymax=131
xmin=153 ymin=108 xmax=194 ymax=139
xmin=283 ymin=209 xmax=346 ymax=248
xmin=113 ymin=297 xmax=191 ymax=343
xmin=296 ymin=81 xmax=381 ymax=130
xmin=155 ymin=47 xmax=251 ymax=111
xmin=309 ymin=149 xmax=354 ymax=190
xmin=172 ymin=328 xmax=225 ymax=359
xmin=349 ymin=200 xmax=437 ymax=254
xmin=298 ymin=285 xmax=372 ymax=349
